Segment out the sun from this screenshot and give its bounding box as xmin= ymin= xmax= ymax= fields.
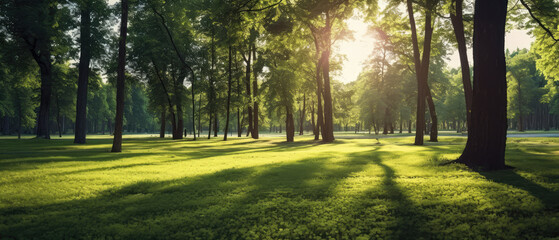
xmin=334 ymin=14 xmax=377 ymax=84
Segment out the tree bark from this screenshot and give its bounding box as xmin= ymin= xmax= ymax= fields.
xmin=407 ymin=0 xmax=425 ymax=145
xmin=300 ymin=94 xmax=306 ymax=135
xmin=457 ymin=0 xmax=508 ymax=170
xmin=160 ymin=105 xmax=166 ymax=138
xmin=286 ymin=106 xmax=294 ymax=142
xmin=243 ymin=46 xmax=253 ymax=137
xmin=321 ymin=18 xmax=335 ymax=142
xmin=252 ymin=44 xmax=259 ymax=139
xmin=74 ymin=6 xmax=92 ymax=144
xmin=450 ymin=0 xmax=473 ymax=132
xmin=224 ymin=45 xmax=232 ymax=141
xmin=111 ymin=0 xmax=128 ymax=152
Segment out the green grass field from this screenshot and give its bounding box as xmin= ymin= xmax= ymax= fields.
xmin=1 ymin=135 xmax=558 ymax=239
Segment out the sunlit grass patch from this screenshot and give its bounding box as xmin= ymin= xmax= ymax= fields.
xmin=0 ymin=135 xmax=558 ymax=239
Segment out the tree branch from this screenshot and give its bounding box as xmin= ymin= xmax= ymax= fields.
xmin=239 ymin=0 xmax=282 ymax=13
xmin=519 ymin=0 xmax=559 ymax=43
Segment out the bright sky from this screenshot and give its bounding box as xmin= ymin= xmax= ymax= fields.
xmin=335 ymin=15 xmax=535 ymax=83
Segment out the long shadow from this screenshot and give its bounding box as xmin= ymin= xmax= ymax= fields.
xmin=479 ymin=170 xmax=559 ymax=209
xmin=341 ymin=150 xmax=431 ymax=239
xmin=0 ymin=152 xmax=369 ymax=239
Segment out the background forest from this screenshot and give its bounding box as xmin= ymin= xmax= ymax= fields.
xmin=1 ymin=0 xmax=558 ymax=143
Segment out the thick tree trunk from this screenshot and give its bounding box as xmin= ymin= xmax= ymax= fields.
xmin=111 ymin=0 xmax=128 ymax=152
xmin=457 ymin=0 xmax=508 ymax=170
xmin=450 ymin=0 xmax=473 ymax=132
xmin=321 ymin=49 xmax=335 ymax=142
xmin=286 ymin=106 xmax=294 ymax=142
xmin=74 ymin=6 xmax=92 ymax=144
xmin=383 ymin=107 xmax=390 ymax=135
xmin=224 ymin=45 xmax=232 ymax=141
xmin=35 ymin=53 xmax=53 ymax=139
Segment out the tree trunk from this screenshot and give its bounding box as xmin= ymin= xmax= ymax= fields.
xmin=311 ymin=99 xmax=317 ymax=139
xmin=111 ymin=0 xmax=128 ymax=152
xmin=407 ymin=0 xmax=425 ymax=145
xmin=243 ymin=45 xmax=253 ymax=137
xmin=208 ymin=112 xmax=212 ymax=139
xmin=74 ymin=6 xmax=92 ymax=144
xmin=286 ymin=106 xmax=294 ymax=142
xmin=313 ymin=39 xmax=324 ymax=141
xmin=383 ymin=107 xmax=390 ymax=135
xmin=224 ymin=45 xmax=232 ymax=141
xmin=299 ymin=94 xmax=306 ymax=135
xmin=213 ymin=114 xmax=218 ymax=137
xmin=450 ymin=0 xmax=473 ymax=132
xmin=191 ymin=75 xmax=196 ymax=141
xmin=321 ymin=40 xmax=335 ymax=142
xmin=425 ymin=87 xmax=438 ymax=142
xmin=160 ymin=105 xmax=166 ymax=138
xmin=252 ymin=44 xmax=259 ymax=139
xmin=56 ymin=94 xmax=62 ymax=138
xmin=457 ymin=0 xmax=508 ymax=170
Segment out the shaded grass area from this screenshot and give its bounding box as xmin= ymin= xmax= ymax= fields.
xmin=0 ymin=136 xmax=558 ymax=239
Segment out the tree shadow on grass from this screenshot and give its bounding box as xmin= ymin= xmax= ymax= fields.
xmin=341 ymin=150 xmax=431 ymax=239
xmin=479 ymin=170 xmax=559 ymax=210
xmin=0 ymin=152 xmax=370 ymax=239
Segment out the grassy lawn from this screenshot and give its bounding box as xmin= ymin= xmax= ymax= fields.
xmin=1 ymin=135 xmax=558 ymax=239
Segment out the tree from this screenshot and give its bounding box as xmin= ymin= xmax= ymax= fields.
xmin=111 ymin=0 xmax=129 ymax=152
xmin=456 ymin=0 xmax=508 ymax=170
xmin=4 ymin=0 xmax=72 ymax=139
xmin=74 ymin=0 xmax=110 ymax=143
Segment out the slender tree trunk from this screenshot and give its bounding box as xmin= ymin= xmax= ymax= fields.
xmin=425 ymin=86 xmax=438 ymax=142
xmin=56 ymin=94 xmax=62 ymax=138
xmin=191 ymin=78 xmax=196 ymax=140
xmin=208 ymin=112 xmax=212 ymax=139
xmin=252 ymin=44 xmax=259 ymax=139
xmin=450 ymin=0 xmax=473 ymax=132
xmin=224 ymin=45 xmax=232 ymax=141
xmin=517 ymin=82 xmax=524 ymax=131
xmin=74 ymin=6 xmax=92 ymax=144
xmin=213 ymin=114 xmax=218 ymax=137
xmin=198 ymin=94 xmax=201 ymax=138
xmin=311 ymin=99 xmax=317 ymax=139
xmin=407 ymin=0 xmax=425 ymax=145
xmin=111 ymin=0 xmax=128 ymax=152
xmin=300 ymin=94 xmax=306 ymax=135
xmin=313 ymin=39 xmax=324 ymax=141
xmin=175 ymin=76 xmax=184 ymax=139
xmin=160 ymin=105 xmax=166 ymax=138
xmin=457 ymin=0 xmax=508 ymax=170
xmin=244 ymin=46 xmax=253 ymax=137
